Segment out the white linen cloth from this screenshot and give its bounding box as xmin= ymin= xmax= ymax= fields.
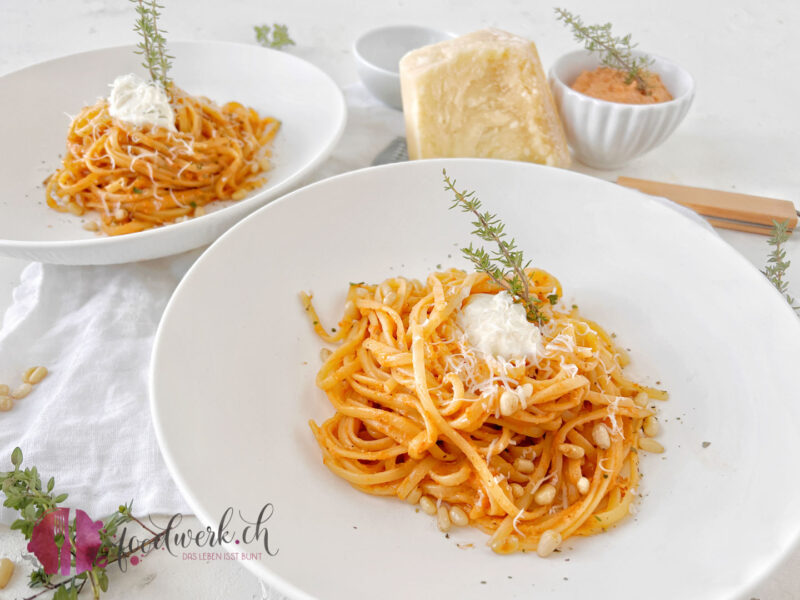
xmin=0 ymin=81 xmax=710 ymax=532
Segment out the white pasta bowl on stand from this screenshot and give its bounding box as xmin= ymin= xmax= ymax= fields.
xmin=549 ymin=50 xmax=694 ymax=169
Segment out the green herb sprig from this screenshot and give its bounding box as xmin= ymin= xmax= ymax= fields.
xmin=131 ymin=0 xmax=172 ymax=88
xmin=254 ymin=23 xmax=295 ymax=50
xmin=554 ymin=8 xmax=653 ymax=93
xmin=1 ymin=448 xmax=166 ymax=600
xmin=763 ymin=220 xmax=800 ymax=314
xmin=443 ymin=170 xmax=546 ymax=324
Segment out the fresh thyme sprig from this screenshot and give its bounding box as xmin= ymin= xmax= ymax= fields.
xmin=1 ymin=448 xmax=166 ymax=600
xmin=443 ymin=170 xmax=545 ymax=324
xmin=254 ymin=23 xmax=295 ymax=50
xmin=763 ymin=220 xmax=800 ymax=314
xmin=554 ymin=7 xmax=653 ymax=93
xmin=131 ymin=0 xmax=172 ymax=88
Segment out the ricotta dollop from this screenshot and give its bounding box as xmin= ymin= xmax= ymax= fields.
xmin=457 ymin=292 xmax=541 ymax=361
xmin=107 ymin=73 xmax=175 ymax=131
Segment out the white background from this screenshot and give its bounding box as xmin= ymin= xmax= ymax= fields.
xmin=1 ymin=0 xmax=798 ymax=598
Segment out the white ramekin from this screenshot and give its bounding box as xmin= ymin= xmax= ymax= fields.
xmin=353 ymin=25 xmax=453 ymax=110
xmin=549 ymin=50 xmax=695 ymax=169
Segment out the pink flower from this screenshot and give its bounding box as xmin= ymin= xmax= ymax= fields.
xmin=28 ymin=508 xmax=71 ymax=576
xmin=74 ymin=509 xmax=104 ymax=574
xmin=27 ymin=508 xmax=104 ymax=575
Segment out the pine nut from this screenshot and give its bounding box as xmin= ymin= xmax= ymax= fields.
xmin=83 ymin=221 xmax=99 ymax=232
xmin=406 ymin=487 xmax=422 ymax=505
xmin=534 ymin=484 xmax=557 ymax=506
xmin=231 ymin=190 xmax=248 ymax=201
xmin=514 ymin=458 xmax=535 ymax=474
xmin=638 ymin=438 xmax=665 ymax=454
xmin=11 ymin=383 xmax=32 ymax=400
xmin=449 ymin=506 xmax=469 ymax=527
xmin=419 ymin=495 xmax=437 ymax=516
xmin=0 ymin=384 xmax=8 ymax=396
xmin=536 ymin=529 xmax=562 ymax=557
xmin=437 ymin=505 xmax=451 ymax=532
xmin=592 ymin=423 xmax=611 ymax=449
xmin=643 ymin=416 xmax=659 ymax=437
xmin=23 ymin=366 xmax=48 ymax=385
xmin=194 ymin=206 xmax=206 ymax=217
xmin=558 ymin=443 xmax=585 ymax=459
xmin=519 ymin=382 xmax=533 ymax=398
xmin=0 ymin=397 xmax=13 ymax=412
xmin=0 ymin=557 xmax=14 ymax=588
xmin=634 ymin=391 xmax=649 ymax=407
xmin=113 ymin=208 xmax=128 ymax=221
xmin=499 ymin=390 xmax=521 ymax=416
xmin=510 ymin=483 xmax=525 ymax=498
xmin=577 ymin=477 xmax=590 ymax=495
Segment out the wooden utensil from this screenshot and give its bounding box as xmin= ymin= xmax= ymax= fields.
xmin=616 ymin=176 xmax=798 ymax=235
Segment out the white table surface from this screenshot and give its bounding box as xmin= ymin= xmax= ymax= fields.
xmin=1 ymin=0 xmax=798 ymax=598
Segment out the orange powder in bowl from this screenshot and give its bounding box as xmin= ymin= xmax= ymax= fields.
xmin=571 ymin=66 xmax=672 ymax=104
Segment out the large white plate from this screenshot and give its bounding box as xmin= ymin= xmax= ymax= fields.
xmin=151 ymin=159 xmax=800 ymax=600
xmin=0 ymin=42 xmax=345 ymax=264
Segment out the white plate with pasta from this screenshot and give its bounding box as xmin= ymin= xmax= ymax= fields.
xmin=0 ymin=41 xmax=345 ymax=264
xmin=151 ymin=158 xmax=800 ymax=600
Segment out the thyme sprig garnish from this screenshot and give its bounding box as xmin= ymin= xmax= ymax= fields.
xmin=443 ymin=170 xmax=545 ymax=324
xmin=763 ymin=220 xmax=800 ymax=314
xmin=254 ymin=23 xmax=295 ymax=50
xmin=131 ymin=0 xmax=172 ymax=88
xmin=554 ymin=8 xmax=653 ymax=93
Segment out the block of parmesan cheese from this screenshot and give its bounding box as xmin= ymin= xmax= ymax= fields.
xmin=399 ymin=29 xmax=570 ymax=167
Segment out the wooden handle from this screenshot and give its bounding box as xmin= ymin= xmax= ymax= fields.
xmin=616 ymin=176 xmax=797 ymax=235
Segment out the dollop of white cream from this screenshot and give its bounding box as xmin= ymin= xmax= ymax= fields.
xmin=457 ymin=292 xmax=541 ymax=361
xmin=108 ymin=73 xmax=175 ymax=131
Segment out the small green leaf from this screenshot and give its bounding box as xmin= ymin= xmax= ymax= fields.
xmin=98 ymin=570 xmax=109 ymax=592
xmin=47 ymin=476 xmax=55 ymax=492
xmin=54 ymin=493 xmax=69 ymax=503
xmin=11 ymin=447 xmax=22 ymax=467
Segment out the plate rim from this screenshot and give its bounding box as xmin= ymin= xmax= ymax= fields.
xmin=0 ymin=40 xmax=347 ymax=263
xmin=150 ymin=158 xmax=800 ymax=599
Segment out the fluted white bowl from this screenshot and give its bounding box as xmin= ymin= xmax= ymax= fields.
xmin=549 ymin=50 xmax=694 ymax=169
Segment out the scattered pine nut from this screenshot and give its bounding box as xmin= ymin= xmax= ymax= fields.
xmin=0 ymin=397 xmax=13 ymax=412
xmin=638 ymin=438 xmax=665 ymax=454
xmin=11 ymin=383 xmax=32 ymax=400
xmin=643 ymin=416 xmax=659 ymax=437
xmin=0 ymin=557 xmax=14 ymax=589
xmin=558 ymin=443 xmax=585 ymax=459
xmin=0 ymin=384 xmax=8 ymax=396
xmin=513 ymin=458 xmax=535 ymax=474
xmin=449 ymin=506 xmax=469 ymax=527
xmin=536 ymin=530 xmax=562 ymax=557
xmin=577 ymin=477 xmax=591 ymax=495
xmin=592 ymin=423 xmax=611 ymax=449
xmin=83 ymin=221 xmax=100 ymax=232
xmin=534 ymin=484 xmax=557 ymax=506
xmin=419 ymin=495 xmax=437 ymax=516
xmin=436 ymin=505 xmax=451 ymax=532
xmin=23 ymin=366 xmax=48 ymax=385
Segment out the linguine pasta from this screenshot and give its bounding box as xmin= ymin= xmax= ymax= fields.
xmin=304 ymin=268 xmax=666 ymax=556
xmin=46 ymin=86 xmax=279 ymax=236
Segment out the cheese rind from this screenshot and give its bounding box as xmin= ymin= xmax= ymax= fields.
xmin=399 ymin=29 xmax=570 ymax=167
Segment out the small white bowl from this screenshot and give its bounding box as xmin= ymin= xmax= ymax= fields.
xmin=354 ymin=25 xmax=453 ymax=110
xmin=549 ymin=50 xmax=695 ymax=169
